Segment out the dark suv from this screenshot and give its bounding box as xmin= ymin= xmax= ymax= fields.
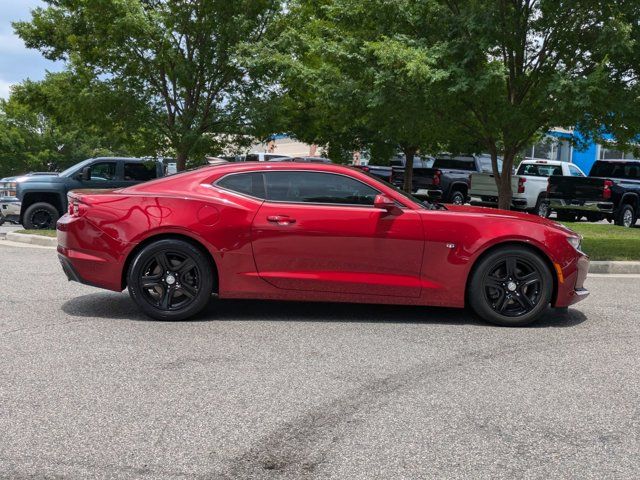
xmin=0 ymin=157 xmax=170 ymax=229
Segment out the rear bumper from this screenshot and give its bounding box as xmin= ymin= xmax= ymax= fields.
xmin=57 ymin=214 xmax=129 ymax=292
xmin=550 ymin=198 xmax=614 ymax=214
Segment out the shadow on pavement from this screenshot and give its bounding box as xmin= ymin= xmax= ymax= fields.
xmin=61 ymin=292 xmax=588 ymax=328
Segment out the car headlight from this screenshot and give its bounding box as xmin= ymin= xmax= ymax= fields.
xmin=567 ymin=235 xmax=582 ymax=251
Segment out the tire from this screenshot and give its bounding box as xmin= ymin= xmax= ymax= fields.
xmin=556 ymin=211 xmax=576 ymax=222
xmin=450 ymin=190 xmax=466 ymax=206
xmin=468 ymin=246 xmax=553 ymax=327
xmin=23 ymin=202 xmax=59 ymax=229
xmin=534 ymin=198 xmax=550 ymax=218
xmin=614 ymin=204 xmax=636 ymax=228
xmin=127 ymin=239 xmax=215 ymax=321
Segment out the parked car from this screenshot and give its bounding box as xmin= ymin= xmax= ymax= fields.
xmin=470 ymin=160 xmax=586 ymax=216
xmin=0 ymin=157 xmax=169 ymax=230
xmin=548 ymin=159 xmax=640 ymax=226
xmin=57 ymin=162 xmax=589 ymax=326
xmin=392 ymin=154 xmax=498 ymax=205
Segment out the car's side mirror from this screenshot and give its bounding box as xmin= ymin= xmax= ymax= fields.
xmin=81 ymin=166 xmax=91 ymax=182
xmin=374 ymin=194 xmax=399 ymax=212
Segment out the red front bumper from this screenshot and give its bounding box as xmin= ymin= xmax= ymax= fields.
xmin=56 ymin=214 xmax=130 ymax=292
xmin=554 ymin=252 xmax=590 ymax=307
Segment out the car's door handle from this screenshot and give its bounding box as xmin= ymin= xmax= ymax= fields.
xmin=267 ymin=215 xmax=296 ymax=225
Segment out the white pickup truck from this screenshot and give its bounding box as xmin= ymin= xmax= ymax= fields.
xmin=469 ymin=159 xmax=586 ymax=216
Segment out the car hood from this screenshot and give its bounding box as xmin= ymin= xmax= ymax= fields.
xmin=443 ymin=204 xmax=576 ymax=235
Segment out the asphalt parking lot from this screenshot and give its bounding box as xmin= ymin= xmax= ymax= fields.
xmin=0 ymin=241 xmax=639 ymax=479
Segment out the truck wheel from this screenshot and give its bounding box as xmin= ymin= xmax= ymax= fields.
xmin=23 ymin=202 xmax=59 ymax=230
xmin=450 ymin=190 xmax=465 ymax=205
xmin=614 ymin=204 xmax=636 ymax=228
xmin=534 ymin=199 xmax=550 ymax=218
xmin=556 ymin=211 xmax=576 ymax=222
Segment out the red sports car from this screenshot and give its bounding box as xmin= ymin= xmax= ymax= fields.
xmin=56 ymin=163 xmax=589 ymax=326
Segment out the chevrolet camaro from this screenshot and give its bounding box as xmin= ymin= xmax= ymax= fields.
xmin=56 ymin=162 xmax=589 ymax=326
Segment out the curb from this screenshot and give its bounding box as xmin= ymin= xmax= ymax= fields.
xmin=6 ymin=232 xmax=57 ymax=247
xmin=588 ymin=261 xmax=640 ymax=274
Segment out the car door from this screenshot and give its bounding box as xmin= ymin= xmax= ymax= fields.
xmin=251 ymin=170 xmax=425 ymax=297
xmin=81 ymin=160 xmax=120 ymax=188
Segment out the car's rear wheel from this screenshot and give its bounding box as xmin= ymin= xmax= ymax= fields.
xmin=23 ymin=202 xmax=59 ymax=229
xmin=127 ymin=239 xmax=214 ymax=321
xmin=469 ymin=246 xmax=553 ymax=327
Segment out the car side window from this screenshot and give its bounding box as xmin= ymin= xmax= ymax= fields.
xmin=217 ymin=172 xmax=266 ymax=198
xmin=124 ymin=162 xmax=158 ymax=181
xmin=89 ymin=162 xmax=117 ymax=181
xmin=264 ymin=171 xmax=378 ymax=206
xmin=568 ymin=165 xmax=584 ymax=177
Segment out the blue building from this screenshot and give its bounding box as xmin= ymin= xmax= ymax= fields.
xmin=524 ymin=128 xmax=638 ymax=175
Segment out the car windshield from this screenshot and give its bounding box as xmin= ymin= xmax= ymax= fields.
xmin=517 ymin=163 xmax=562 ymax=176
xmin=589 ymin=161 xmax=640 ymax=179
xmin=58 ymin=159 xmax=93 ymax=177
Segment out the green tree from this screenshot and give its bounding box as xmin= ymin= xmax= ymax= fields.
xmin=0 ymin=71 xmax=161 ymax=177
xmin=252 ymin=0 xmax=485 ymax=191
xmin=415 ymin=0 xmax=640 ymax=209
xmin=15 ymin=0 xmax=282 ymax=171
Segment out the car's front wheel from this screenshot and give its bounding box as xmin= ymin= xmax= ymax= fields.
xmin=469 ymin=246 xmax=553 ymax=327
xmin=127 ymin=239 xmax=214 ymax=321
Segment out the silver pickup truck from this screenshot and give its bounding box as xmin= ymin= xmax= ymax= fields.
xmin=469 ymin=159 xmax=586 ymax=216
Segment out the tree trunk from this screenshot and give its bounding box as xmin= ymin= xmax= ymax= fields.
xmin=496 ymin=149 xmax=516 ymax=210
xmin=402 ymin=146 xmax=417 ymax=193
xmin=176 ymin=150 xmax=188 ymax=172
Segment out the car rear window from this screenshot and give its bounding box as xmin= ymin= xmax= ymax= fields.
xmin=433 ymin=158 xmax=477 ymax=171
xmin=589 ymin=161 xmax=640 ymax=179
xmin=217 ymin=172 xmax=266 ymax=198
xmin=517 ymin=163 xmax=562 ymax=177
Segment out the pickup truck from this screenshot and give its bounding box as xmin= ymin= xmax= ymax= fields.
xmin=469 ymin=159 xmax=586 ymax=216
xmin=392 ymin=154 xmax=497 ymax=205
xmin=548 ymin=159 xmax=640 ymax=227
xmin=356 ymin=155 xmax=434 ymax=183
xmin=0 ymin=157 xmax=170 ymax=229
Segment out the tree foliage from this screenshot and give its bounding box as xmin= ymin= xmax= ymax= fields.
xmin=0 ymin=71 xmax=160 ymax=177
xmin=15 ymin=0 xmax=282 ymax=170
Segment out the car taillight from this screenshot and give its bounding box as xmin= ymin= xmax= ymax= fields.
xmin=68 ymin=198 xmax=87 ymax=217
xmin=362 ymin=166 xmax=370 ymax=172
xmin=433 ymin=170 xmax=442 ymax=186
xmin=518 ymin=177 xmax=526 ymax=194
xmin=603 ymin=179 xmax=613 ymax=200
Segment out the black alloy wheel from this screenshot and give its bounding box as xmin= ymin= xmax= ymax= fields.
xmin=128 ymin=239 xmax=214 ymax=321
xmin=483 ymin=257 xmax=543 ymax=317
xmin=23 ymin=202 xmax=59 ymax=230
xmin=469 ymin=246 xmax=553 ymax=326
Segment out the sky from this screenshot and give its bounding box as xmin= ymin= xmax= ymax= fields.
xmin=0 ymin=0 xmax=63 ymax=99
